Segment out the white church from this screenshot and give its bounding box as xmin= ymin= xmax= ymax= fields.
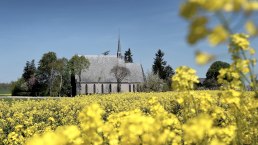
xmin=76 ymin=38 xmax=145 ymax=94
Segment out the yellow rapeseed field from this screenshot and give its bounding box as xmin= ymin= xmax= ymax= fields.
xmin=0 ymin=91 xmax=257 ymax=145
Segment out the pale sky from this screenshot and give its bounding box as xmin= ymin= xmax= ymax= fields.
xmin=0 ymin=0 xmax=257 ymax=83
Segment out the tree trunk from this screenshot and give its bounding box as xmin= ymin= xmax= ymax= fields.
xmin=117 ymin=81 xmax=121 ymax=93
xmin=49 ymin=67 xmax=54 ymax=96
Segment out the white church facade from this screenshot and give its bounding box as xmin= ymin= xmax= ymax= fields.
xmin=76 ymin=39 xmax=145 ymax=94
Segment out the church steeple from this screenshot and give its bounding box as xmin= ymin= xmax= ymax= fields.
xmin=117 ymin=32 xmax=122 ymax=59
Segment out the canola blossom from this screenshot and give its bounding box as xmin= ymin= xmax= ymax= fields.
xmin=172 ymin=66 xmax=199 ymax=91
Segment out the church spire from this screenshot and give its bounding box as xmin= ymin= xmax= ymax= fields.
xmin=117 ymin=31 xmax=122 ymax=59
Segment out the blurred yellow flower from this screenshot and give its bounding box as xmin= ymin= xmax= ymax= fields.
xmin=180 ymin=2 xmax=197 ymax=19
xmin=203 ymin=0 xmax=224 ymax=11
xmin=195 ymin=51 xmax=215 ymax=65
xmin=229 ymin=34 xmax=250 ymax=52
xmin=244 ymin=1 xmax=258 ymax=11
xmin=183 ymin=115 xmax=213 ymax=143
xmin=208 ymin=25 xmax=229 ymax=46
xmin=188 ymin=17 xmax=209 ymax=44
xmin=245 ymin=21 xmax=257 ymax=36
xmin=249 ymin=48 xmax=256 ymax=55
xmin=172 ymin=66 xmax=199 ymax=91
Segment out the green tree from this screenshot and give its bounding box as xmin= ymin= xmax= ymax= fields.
xmin=69 ymin=55 xmax=90 ymax=95
xmin=37 ymin=52 xmax=57 ymax=96
xmin=52 ymin=58 xmax=72 ymax=96
xmin=124 ymin=48 xmax=133 ymax=63
xmin=47 ymin=58 xmax=71 ymax=96
xmin=203 ymin=61 xmax=230 ymax=89
xmin=152 ymin=49 xmax=175 ymax=91
xmin=164 ymin=65 xmax=175 ymax=91
xmin=12 ymin=52 xmax=72 ymax=96
xmin=58 ymin=58 xmax=72 ymax=96
xmin=164 ymin=65 xmax=175 ymax=79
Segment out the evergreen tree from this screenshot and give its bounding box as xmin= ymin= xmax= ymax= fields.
xmin=22 ymin=60 xmax=37 ymax=95
xmin=124 ymin=48 xmax=133 ymax=63
xmin=22 ymin=60 xmax=36 ymax=82
xmin=152 ymin=49 xmax=167 ymax=80
xmin=152 ymin=49 xmax=175 ymax=91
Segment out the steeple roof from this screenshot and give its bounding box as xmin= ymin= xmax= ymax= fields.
xmin=117 ymin=33 xmax=122 ymax=59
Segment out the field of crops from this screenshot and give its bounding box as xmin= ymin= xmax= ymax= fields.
xmin=0 ymin=91 xmax=257 ymax=145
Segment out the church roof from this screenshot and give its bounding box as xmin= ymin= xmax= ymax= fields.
xmin=80 ymin=55 xmax=145 ymax=83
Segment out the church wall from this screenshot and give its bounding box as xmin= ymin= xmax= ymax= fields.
xmin=111 ymin=84 xmax=118 ymax=93
xmin=87 ymin=84 xmax=94 ymax=94
xmin=78 ymin=83 xmax=140 ymax=95
xmin=121 ymin=84 xmax=129 ymax=93
xmin=80 ymin=84 xmax=86 ymax=95
xmin=94 ymin=84 xmax=99 ymax=93
xmin=103 ymin=84 xmax=110 ymax=93
xmin=95 ymin=84 xmax=102 ymax=94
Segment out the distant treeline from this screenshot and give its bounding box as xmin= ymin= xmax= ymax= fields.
xmin=0 ymin=83 xmax=12 ymax=94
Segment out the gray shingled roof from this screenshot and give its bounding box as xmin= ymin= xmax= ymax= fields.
xmin=80 ymin=55 xmax=144 ymax=83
